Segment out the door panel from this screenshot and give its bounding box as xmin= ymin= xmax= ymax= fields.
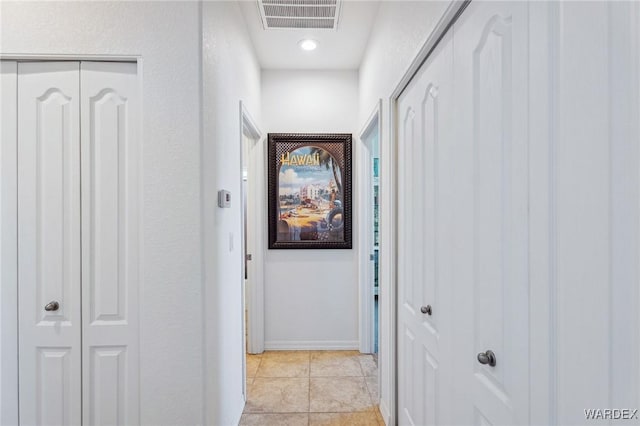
xmin=397 ymin=31 xmax=454 ymax=426
xmin=89 ymin=346 xmax=128 ymax=426
xmin=18 ymin=61 xmax=82 ymax=426
xmin=453 ymin=2 xmax=530 ymax=425
xmin=37 ymin=348 xmax=73 ymax=424
xmin=421 ymin=84 xmax=438 ymax=336
xmin=81 ymin=61 xmax=140 ymax=426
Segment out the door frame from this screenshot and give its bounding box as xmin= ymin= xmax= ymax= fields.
xmin=239 ymin=101 xmax=264 ymax=362
xmin=0 ymin=56 xmax=141 ymax=424
xmin=358 ymin=100 xmax=382 ymax=355
xmin=1 ymin=60 xmax=19 ymax=426
xmin=386 ymin=2 xmax=469 ymax=425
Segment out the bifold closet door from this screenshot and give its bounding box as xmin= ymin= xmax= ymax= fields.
xmin=18 ymin=61 xmax=83 ymax=426
xmin=397 ymin=31 xmax=455 ymax=426
xmin=452 ymin=2 xmax=531 ymax=425
xmin=80 ymin=61 xmax=140 ymax=426
xmin=397 ymin=2 xmax=532 ymax=425
xmin=18 ymin=61 xmax=139 ymax=426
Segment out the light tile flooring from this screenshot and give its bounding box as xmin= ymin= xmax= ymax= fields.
xmin=242 ymin=351 xmax=383 ymax=426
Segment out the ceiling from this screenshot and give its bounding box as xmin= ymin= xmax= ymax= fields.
xmin=239 ymin=1 xmax=381 ymax=70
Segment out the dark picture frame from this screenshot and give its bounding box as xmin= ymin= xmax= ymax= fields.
xmin=268 ymin=133 xmax=353 ymax=249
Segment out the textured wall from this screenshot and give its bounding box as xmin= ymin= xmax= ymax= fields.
xmin=1 ymin=2 xmax=204 ymax=424
xmin=261 ymin=70 xmax=359 ymax=349
xmin=359 ymin=1 xmax=450 ymax=125
xmin=202 ymin=2 xmax=262 ymax=425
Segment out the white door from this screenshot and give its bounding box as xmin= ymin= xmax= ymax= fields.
xmin=18 ymin=61 xmax=82 ymax=426
xmin=397 ymin=2 xmax=531 ymax=424
xmin=395 ymin=2 xmax=640 ymax=425
xmin=80 ymin=61 xmax=140 ymax=426
xmin=17 ymin=61 xmax=139 ymax=426
xmin=452 ymin=2 xmax=530 ymax=425
xmin=397 ymin=31 xmax=455 ymax=426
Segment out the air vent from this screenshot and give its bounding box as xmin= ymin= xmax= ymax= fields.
xmin=258 ymin=0 xmax=342 ymax=30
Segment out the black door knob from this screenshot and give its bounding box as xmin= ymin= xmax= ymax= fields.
xmin=420 ymin=305 xmax=432 ymax=315
xmin=44 ymin=301 xmax=59 ymax=312
xmin=477 ymin=350 xmax=496 ymax=367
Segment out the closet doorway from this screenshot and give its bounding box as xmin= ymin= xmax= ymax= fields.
xmin=2 ymin=60 xmax=140 ymax=425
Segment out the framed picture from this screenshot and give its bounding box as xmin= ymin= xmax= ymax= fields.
xmin=268 ymin=133 xmax=352 ymax=249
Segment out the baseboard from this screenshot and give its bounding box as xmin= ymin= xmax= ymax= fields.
xmin=229 ymin=393 xmax=246 ymax=426
xmin=264 ymin=340 xmax=359 ymax=350
xmin=379 ymin=399 xmax=391 ymax=426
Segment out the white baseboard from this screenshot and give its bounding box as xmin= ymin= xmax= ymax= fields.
xmin=379 ymin=399 xmax=390 ymax=426
xmin=264 ymin=340 xmax=359 ymax=351
xmin=230 ymin=393 xmax=246 ymax=426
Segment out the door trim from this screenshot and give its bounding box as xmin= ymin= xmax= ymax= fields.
xmin=358 ymin=100 xmax=382 ymax=355
xmin=239 ymin=101 xmax=264 ymax=360
xmin=0 ymin=57 xmax=142 ymax=425
xmin=387 ymin=2 xmax=469 ymax=425
xmin=0 ymin=60 xmax=19 ymax=426
xmin=0 ymin=54 xmax=139 ymax=62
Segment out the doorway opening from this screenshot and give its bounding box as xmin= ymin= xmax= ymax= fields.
xmin=359 ymin=101 xmax=382 ymax=356
xmin=238 ymin=101 xmax=264 ymax=401
xmin=359 ymin=101 xmax=382 ymax=354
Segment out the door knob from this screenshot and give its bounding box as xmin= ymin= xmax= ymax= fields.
xmin=420 ymin=305 xmax=432 ymax=315
xmin=44 ymin=301 xmax=59 ymax=312
xmin=477 ymin=350 xmax=496 ymax=367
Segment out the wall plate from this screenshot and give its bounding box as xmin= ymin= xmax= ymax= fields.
xmin=218 ymin=190 xmax=231 ymax=208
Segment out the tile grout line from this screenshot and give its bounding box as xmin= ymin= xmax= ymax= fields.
xmin=255 ymin=354 xmax=263 ymax=382
xmin=245 ymin=351 xmax=380 ymax=424
xmin=307 ymin=351 xmax=311 ymax=426
xmin=357 ymin=353 xmax=377 ymax=407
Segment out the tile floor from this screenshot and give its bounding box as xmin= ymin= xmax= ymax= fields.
xmin=241 ymin=351 xmax=383 ymax=426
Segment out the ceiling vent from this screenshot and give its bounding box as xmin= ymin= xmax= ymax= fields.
xmin=258 ymin=0 xmax=342 ymax=30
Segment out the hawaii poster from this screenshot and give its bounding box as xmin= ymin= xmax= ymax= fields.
xmin=268 ymin=133 xmax=352 ymax=249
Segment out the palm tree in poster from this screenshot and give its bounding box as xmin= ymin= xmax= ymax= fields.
xmin=308 ymin=147 xmax=342 ymax=196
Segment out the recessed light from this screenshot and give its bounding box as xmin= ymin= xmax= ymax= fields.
xmin=298 ymin=39 xmax=318 ymax=51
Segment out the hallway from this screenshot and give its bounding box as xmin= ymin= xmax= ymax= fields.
xmin=242 ymin=351 xmax=382 ymax=426
xmin=2 ymin=1 xmax=640 ymax=425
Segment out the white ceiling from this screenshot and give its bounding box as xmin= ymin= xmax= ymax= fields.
xmin=239 ymin=1 xmax=381 ymax=70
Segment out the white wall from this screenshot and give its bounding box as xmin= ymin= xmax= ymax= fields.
xmin=359 ymin=1 xmax=450 ymax=126
xmin=202 ymin=2 xmax=262 ymax=425
xmin=0 ymin=2 xmax=204 ymax=425
xmin=261 ymin=70 xmax=359 ymax=349
xmin=357 ymin=1 xmax=450 ymax=423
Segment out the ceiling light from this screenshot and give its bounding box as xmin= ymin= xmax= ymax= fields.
xmin=299 ymin=39 xmax=318 ymax=51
